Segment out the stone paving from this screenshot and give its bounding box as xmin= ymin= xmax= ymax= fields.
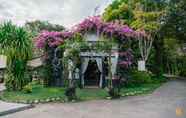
xmin=0 ymin=84 xmax=32 ymax=116
xmin=3 ymin=80 xmax=186 ymax=118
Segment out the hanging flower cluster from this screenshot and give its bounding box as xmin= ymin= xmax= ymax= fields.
xmin=74 ymin=16 xmax=135 ymax=40
xmin=35 ymin=16 xmax=137 ymax=49
xmin=118 ymin=49 xmax=133 ymax=68
xmin=35 ymin=30 xmax=73 ymax=48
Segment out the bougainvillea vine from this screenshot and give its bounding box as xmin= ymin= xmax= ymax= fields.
xmin=118 ymin=49 xmax=133 ymax=68
xmin=35 ymin=30 xmax=73 ymax=48
xmin=35 ymin=16 xmax=137 ymax=49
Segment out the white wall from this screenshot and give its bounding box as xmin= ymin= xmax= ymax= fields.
xmin=0 ymin=55 xmax=7 ymax=69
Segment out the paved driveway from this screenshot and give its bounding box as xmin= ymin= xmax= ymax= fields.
xmin=4 ymin=80 xmax=186 ymax=118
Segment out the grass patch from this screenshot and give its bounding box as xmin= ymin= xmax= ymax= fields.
xmin=0 ymin=82 xmax=163 ymax=103
xmin=76 ymin=88 xmax=109 ymax=100
xmin=0 ymin=84 xmax=66 ymax=102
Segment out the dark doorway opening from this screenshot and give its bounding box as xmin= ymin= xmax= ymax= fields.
xmin=84 ymin=60 xmax=100 ymax=86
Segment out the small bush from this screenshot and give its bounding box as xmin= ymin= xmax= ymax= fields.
xmin=108 ymin=88 xmax=120 ymax=98
xmin=65 ymin=87 xmax=77 ymax=101
xmin=151 ymin=74 xmax=167 ymax=83
xmin=23 ymin=84 xmax=32 ymax=94
xmin=179 ymin=69 xmax=186 ymax=77
xmin=127 ymin=70 xmax=153 ymax=86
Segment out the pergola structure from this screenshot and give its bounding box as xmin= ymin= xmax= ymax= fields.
xmin=79 ymin=33 xmax=119 ymax=88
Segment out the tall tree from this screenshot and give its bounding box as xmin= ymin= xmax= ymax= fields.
xmin=25 ymin=20 xmax=65 ymax=35
xmin=103 ymin=0 xmax=167 ymax=75
xmin=162 ymin=0 xmax=186 ymax=43
xmin=159 ymin=0 xmax=186 ymax=75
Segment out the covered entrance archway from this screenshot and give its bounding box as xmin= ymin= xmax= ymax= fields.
xmin=80 ymin=51 xmax=119 ymax=88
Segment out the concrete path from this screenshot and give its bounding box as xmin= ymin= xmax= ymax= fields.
xmin=0 ymin=84 xmax=32 ymax=116
xmin=0 ymin=101 xmax=32 ymax=116
xmin=3 ymin=80 xmax=186 ymax=118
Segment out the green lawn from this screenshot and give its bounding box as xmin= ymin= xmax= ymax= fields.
xmin=77 ymin=88 xmax=109 ymax=100
xmin=0 ymin=82 xmax=162 ymax=103
xmin=0 ymin=84 xmax=66 ymax=102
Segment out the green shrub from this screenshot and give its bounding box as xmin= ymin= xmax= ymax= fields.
xmin=23 ymin=84 xmax=32 ymax=94
xmin=108 ymin=87 xmax=120 ymax=98
xmin=127 ymin=70 xmax=153 ymax=86
xmin=65 ymin=87 xmax=77 ymax=101
xmin=179 ymin=69 xmax=186 ymax=77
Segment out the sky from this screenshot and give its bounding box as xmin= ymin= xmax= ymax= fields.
xmin=0 ymin=0 xmax=113 ymax=28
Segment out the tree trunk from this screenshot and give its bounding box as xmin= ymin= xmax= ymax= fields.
xmin=108 ymin=52 xmax=113 ymax=89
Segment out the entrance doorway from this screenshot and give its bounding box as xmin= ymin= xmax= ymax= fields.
xmin=84 ymin=60 xmax=100 ymax=86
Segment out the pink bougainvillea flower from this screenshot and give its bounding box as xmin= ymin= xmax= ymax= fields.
xmin=35 ymin=31 xmax=68 ymax=48
xmin=35 ymin=16 xmax=136 ymax=49
xmin=34 ymin=16 xmax=135 ymax=69
xmin=118 ymin=61 xmax=132 ymax=68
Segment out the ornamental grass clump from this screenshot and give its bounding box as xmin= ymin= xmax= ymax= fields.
xmin=0 ymin=22 xmax=32 ymax=91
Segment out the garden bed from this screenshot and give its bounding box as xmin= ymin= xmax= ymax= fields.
xmin=0 ymin=83 xmax=162 ymax=104
xmin=120 ymin=83 xmax=162 ymax=96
